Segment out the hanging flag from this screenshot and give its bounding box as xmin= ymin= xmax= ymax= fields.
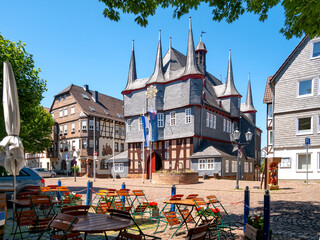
xmin=148 ymin=109 xmax=158 ymax=142
xmin=140 ymin=116 xmax=150 ymax=147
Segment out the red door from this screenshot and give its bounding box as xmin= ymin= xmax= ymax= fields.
xmin=147 ymin=153 xmax=156 ymax=179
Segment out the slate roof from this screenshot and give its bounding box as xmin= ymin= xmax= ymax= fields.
xmin=241 ymin=76 xmax=256 ymax=113
xmin=190 ymin=140 xmax=234 ymax=159
xmin=195 ymin=39 xmax=207 ymax=52
xmin=263 ymin=76 xmax=273 ymax=103
xmin=52 ymin=85 xmax=124 ymax=122
xmin=105 ymin=150 xmax=128 ymax=163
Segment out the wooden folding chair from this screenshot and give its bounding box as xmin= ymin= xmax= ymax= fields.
xmin=131 ymin=190 xmax=150 ymax=219
xmin=107 ymin=209 xmax=161 ymax=240
xmin=185 ymin=223 xmax=209 ymax=240
xmin=114 ymin=189 xmax=133 ymax=212
xmin=30 ymin=195 xmax=55 ymax=219
xmin=61 ymin=205 xmax=90 ymax=216
xmin=37 ymin=213 xmax=82 ymax=240
xmin=13 ymin=208 xmax=39 ymax=239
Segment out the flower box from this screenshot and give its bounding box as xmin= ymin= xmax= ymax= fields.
xmin=245 ymin=223 xmax=263 ymax=240
xmin=151 ymin=209 xmax=159 ymax=217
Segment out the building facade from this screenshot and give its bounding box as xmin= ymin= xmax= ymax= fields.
xmin=123 ymin=19 xmax=261 ymax=180
xmin=49 ymin=84 xmax=127 ymax=177
xmin=264 ymin=36 xmax=320 ymax=179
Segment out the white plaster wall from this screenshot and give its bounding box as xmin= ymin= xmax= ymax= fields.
xmin=275 ymin=148 xmax=320 ymax=179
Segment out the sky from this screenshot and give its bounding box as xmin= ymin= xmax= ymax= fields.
xmin=1 ymin=0 xmax=302 ymax=149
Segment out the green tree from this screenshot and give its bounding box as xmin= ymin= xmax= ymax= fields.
xmin=98 ymin=0 xmax=320 ymax=39
xmin=0 ymin=34 xmax=54 ymax=153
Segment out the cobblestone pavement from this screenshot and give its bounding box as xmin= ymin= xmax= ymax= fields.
xmin=3 ymin=177 xmax=320 ymax=239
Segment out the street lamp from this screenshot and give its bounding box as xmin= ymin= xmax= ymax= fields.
xmin=230 ymin=128 xmax=253 ymax=189
xmin=73 ymin=149 xmax=80 ymax=182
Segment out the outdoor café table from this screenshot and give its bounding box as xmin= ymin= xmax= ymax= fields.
xmin=72 ymin=212 xmax=134 ymax=240
xmin=162 ymin=198 xmax=208 ymax=238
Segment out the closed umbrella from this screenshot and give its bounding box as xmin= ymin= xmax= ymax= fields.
xmin=0 ymin=61 xmax=25 ymax=201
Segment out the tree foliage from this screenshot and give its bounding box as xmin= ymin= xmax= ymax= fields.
xmin=98 ymin=0 xmax=320 ymax=39
xmin=0 ymin=34 xmax=54 ymax=153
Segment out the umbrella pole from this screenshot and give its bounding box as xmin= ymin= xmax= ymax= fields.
xmin=13 ymin=173 xmax=16 ymax=213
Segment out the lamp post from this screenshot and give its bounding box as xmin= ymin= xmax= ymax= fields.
xmin=230 ymin=128 xmax=253 ymax=189
xmin=73 ymin=149 xmax=80 ymax=182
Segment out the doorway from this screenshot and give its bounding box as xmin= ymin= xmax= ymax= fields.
xmin=147 ymin=152 xmax=162 ymax=179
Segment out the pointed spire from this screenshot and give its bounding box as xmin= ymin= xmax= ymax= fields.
xmin=184 ymin=17 xmax=201 ymax=76
xmin=243 ymin=73 xmax=257 ymax=112
xmin=124 ymin=40 xmax=137 ymax=90
xmin=221 ymin=49 xmax=241 ymax=97
xmin=148 ymin=30 xmax=165 ymax=84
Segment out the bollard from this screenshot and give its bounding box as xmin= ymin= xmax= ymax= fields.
xmin=243 ymin=186 xmax=250 ymax=233
xmin=170 ymin=184 xmax=176 ymax=212
xmin=121 ymin=182 xmax=126 ymax=203
xmin=57 ymin=179 xmax=61 ymax=200
xmin=263 ymin=190 xmax=270 ymax=240
xmin=86 ymin=180 xmax=93 ymax=205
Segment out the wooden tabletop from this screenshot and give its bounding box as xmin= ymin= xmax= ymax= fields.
xmin=72 ymin=213 xmax=134 ymax=233
xmin=0 ymin=189 xmax=14 ymax=193
xmin=9 ymin=198 xmax=59 ymax=207
xmin=163 ymin=199 xmax=208 ymax=206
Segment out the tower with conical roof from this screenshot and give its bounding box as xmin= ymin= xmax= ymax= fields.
xmin=219 ymin=50 xmax=241 ymax=118
xmin=241 ymin=73 xmax=257 ymax=124
xmin=124 ymin=40 xmax=137 ymax=91
xmin=195 ymin=34 xmax=207 ymax=74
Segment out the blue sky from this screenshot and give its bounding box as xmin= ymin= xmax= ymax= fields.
xmin=1 ymin=1 xmax=301 ymax=148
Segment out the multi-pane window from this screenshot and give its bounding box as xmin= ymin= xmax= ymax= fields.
xmin=64 ymin=108 xmax=68 ymax=116
xmin=59 ymin=126 xmax=63 ymax=135
xmin=164 ymin=141 xmax=169 ymax=150
xmin=89 ymin=120 xmax=94 ymax=130
xmin=121 ymin=127 xmax=125 ymax=136
xmin=59 ymin=109 xmax=63 ymax=118
xmin=185 ymin=109 xmax=191 ymax=124
xmin=213 ymin=115 xmax=216 ymax=129
xmin=297 ymin=117 xmax=312 ymax=134
xmin=70 ymin=106 xmax=75 ymax=114
xmin=225 ymin=160 xmax=229 ymax=173
xmin=114 ymin=163 xmax=124 ymax=172
xmin=81 ymin=120 xmax=87 ymax=131
xmin=298 ymin=79 xmax=313 ymax=96
xmin=209 ymin=114 xmax=213 ymax=128
xmin=121 ymin=143 xmax=124 ymax=152
xmin=89 ymin=140 xmax=94 ymax=148
xmin=199 ymin=159 xmax=214 ymax=170
xmin=64 ymin=125 xmax=68 ymax=134
xmin=280 ymin=157 xmax=291 ymax=168
xmin=82 ymin=139 xmax=87 ymax=149
xmin=206 ymin=112 xmax=210 ymax=127
xmin=71 ymin=123 xmax=75 ymax=133
xmin=158 ymin=113 xmax=164 ymax=127
xmin=244 ymin=162 xmax=249 ymax=173
xmin=207 ymin=159 xmax=214 ymax=170
xmin=297 ymin=154 xmax=311 ymax=170
xmin=232 ymin=161 xmax=237 ymax=172
xmin=312 ymin=41 xmax=320 ymax=58
xmin=115 ymin=142 xmax=119 ymax=152
xmin=115 ymin=126 xmax=119 ymax=135
xmin=165 ymin=152 xmax=169 ymax=160
xmin=127 ymin=119 xmax=132 ymax=132
xmin=170 ymin=112 xmax=176 ymax=126
xmin=269 ymin=131 xmax=273 ymax=145
xmin=199 ymin=159 xmax=206 ymax=170
xmin=96 ymin=121 xmax=99 ymax=131
xmin=223 ymin=119 xmax=226 ymax=132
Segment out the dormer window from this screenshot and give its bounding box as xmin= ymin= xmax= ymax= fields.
xmin=89 ymin=106 xmax=95 ymax=112
xmin=81 ymin=94 xmax=90 ymax=100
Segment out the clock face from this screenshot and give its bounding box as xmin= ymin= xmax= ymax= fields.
xmin=146 ymin=85 xmax=158 ymax=99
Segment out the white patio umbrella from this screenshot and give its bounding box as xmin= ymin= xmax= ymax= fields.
xmin=0 ymin=61 xmax=25 ymax=201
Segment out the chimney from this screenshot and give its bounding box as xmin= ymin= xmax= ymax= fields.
xmin=93 ymin=91 xmax=99 ymax=102
xmin=83 ymin=84 xmax=89 ymax=92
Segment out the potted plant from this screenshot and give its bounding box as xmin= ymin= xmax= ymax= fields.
xmin=146 ymin=201 xmax=159 ymax=217
xmin=65 ymin=192 xmax=83 ymax=205
xmin=245 ymin=212 xmax=270 ymax=240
